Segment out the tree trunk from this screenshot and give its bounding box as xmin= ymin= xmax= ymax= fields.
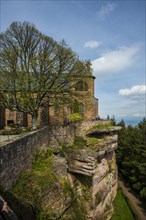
xmin=32 ymin=113 xmax=38 ymax=130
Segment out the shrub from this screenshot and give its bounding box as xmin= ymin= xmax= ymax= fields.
xmin=70 ymin=113 xmax=83 ymax=122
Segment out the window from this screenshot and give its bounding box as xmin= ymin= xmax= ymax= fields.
xmin=75 ymin=80 xmax=88 ymax=91
xmin=79 ymin=103 xmax=84 ymax=115
xmin=54 ymin=101 xmax=59 ymax=113
xmin=73 ymin=100 xmax=84 ymax=115
xmin=7 ymin=120 xmax=14 ymax=126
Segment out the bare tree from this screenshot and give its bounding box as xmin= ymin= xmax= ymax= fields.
xmin=0 ymin=22 xmax=85 ymax=129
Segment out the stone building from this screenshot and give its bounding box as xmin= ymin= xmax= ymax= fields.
xmin=49 ymin=75 xmax=98 ymax=125
xmin=0 ymin=75 xmax=98 ymax=129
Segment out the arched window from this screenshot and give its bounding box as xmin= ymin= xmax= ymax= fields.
xmin=73 ymin=100 xmax=84 ymax=115
xmin=54 ymin=100 xmax=59 ymax=113
xmin=75 ymin=80 xmax=88 ymax=91
xmin=79 ymin=103 xmax=84 ymax=115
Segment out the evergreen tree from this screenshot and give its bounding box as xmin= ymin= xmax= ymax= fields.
xmin=116 ymin=118 xmax=146 ymax=200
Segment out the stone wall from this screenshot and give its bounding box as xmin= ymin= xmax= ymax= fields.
xmin=1 ymin=76 xmax=98 ymax=129
xmin=0 ymin=121 xmax=120 ymax=219
xmin=0 ymin=125 xmax=75 ymax=190
xmin=49 ymin=125 xmax=75 ymax=149
xmin=0 ymin=127 xmax=49 ymax=190
xmin=74 ymin=120 xmax=110 ymax=137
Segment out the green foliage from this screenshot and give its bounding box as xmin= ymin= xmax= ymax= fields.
xmin=89 ymin=123 xmax=113 ymax=131
xmin=110 ymin=115 xmax=116 ymax=126
xmin=86 ymin=137 xmax=99 ymax=147
xmin=74 ymin=136 xmax=87 ymax=147
xmin=1 ymin=129 xmax=21 ymax=135
xmin=116 ymin=118 xmax=146 ymax=200
xmin=36 ymin=211 xmax=49 ymax=220
xmin=106 ymin=115 xmax=116 ymax=125
xmin=0 ymin=127 xmax=30 ymax=135
xmin=12 ymin=153 xmax=57 ymax=206
xmin=73 ymin=99 xmax=80 ymax=113
xmin=140 ymin=187 xmax=146 ymax=199
xmin=9 ymin=149 xmax=62 ymax=219
xmin=65 ymin=195 xmax=87 ymax=220
xmin=78 ymin=175 xmax=92 ymax=201
xmin=71 ymin=197 xmax=87 ymax=220
xmin=66 ymin=136 xmax=87 ymax=149
xmin=0 ymin=146 xmax=90 ymax=219
xmin=111 ymin=190 xmax=135 ymax=220
xmin=107 ymin=115 xmax=110 ymax=120
xmin=117 ymin=119 xmax=125 ymax=128
xmin=61 ymin=178 xmax=74 ymax=198
xmin=0 ymin=21 xmax=86 ymax=129
xmin=70 ymin=113 xmax=83 ymax=122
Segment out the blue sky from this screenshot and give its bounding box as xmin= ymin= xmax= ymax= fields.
xmin=1 ymin=0 xmax=146 ymax=121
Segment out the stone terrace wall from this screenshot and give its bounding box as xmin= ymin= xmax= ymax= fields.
xmin=0 ymin=127 xmax=49 ymax=190
xmin=49 ymin=125 xmax=75 ymax=149
xmin=74 ymin=120 xmax=110 ymax=137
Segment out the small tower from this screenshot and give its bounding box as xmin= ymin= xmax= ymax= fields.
xmin=73 ymin=75 xmax=98 ymax=120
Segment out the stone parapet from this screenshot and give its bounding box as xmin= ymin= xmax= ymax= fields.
xmin=0 ymin=127 xmax=49 ymax=190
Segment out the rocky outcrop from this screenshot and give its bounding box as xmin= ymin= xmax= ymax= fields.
xmin=63 ymin=122 xmax=120 ymax=220
xmin=0 ymin=121 xmax=120 ymax=220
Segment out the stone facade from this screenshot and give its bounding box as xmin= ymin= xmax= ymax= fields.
xmin=0 ymin=127 xmax=49 ymax=189
xmin=0 ymin=76 xmax=98 ymax=129
xmin=47 ymin=76 xmax=99 ymax=126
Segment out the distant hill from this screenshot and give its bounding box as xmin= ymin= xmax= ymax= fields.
xmin=116 ymin=117 xmax=144 ymax=127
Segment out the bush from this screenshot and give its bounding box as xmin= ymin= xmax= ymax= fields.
xmin=70 ymin=113 xmax=83 ymax=122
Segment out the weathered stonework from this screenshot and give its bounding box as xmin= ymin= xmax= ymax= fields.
xmin=63 ymin=122 xmax=120 ymax=220
xmin=0 ymin=127 xmax=49 ymax=189
xmin=0 ymin=121 xmax=120 ymax=220
xmin=0 ymin=76 xmax=98 ymax=129
xmin=49 ymin=125 xmax=75 ymax=150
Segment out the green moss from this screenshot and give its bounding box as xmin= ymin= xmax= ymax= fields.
xmin=88 ymin=123 xmax=113 ymax=133
xmin=12 ymin=154 xmax=57 ymax=209
xmin=62 ymin=179 xmax=74 ymax=198
xmin=66 ymin=136 xmax=87 ymax=149
xmin=111 ymin=190 xmax=135 ymax=220
xmin=36 ymin=211 xmax=49 ymax=220
xmin=78 ymin=175 xmax=92 ymax=188
xmin=10 ymin=149 xmax=63 ymax=219
xmin=79 ymin=175 xmax=92 ymax=201
xmin=85 ymin=137 xmax=100 ymax=149
xmin=86 ymin=137 xmax=99 ymax=144
xmin=74 ymin=136 xmax=87 ymax=147
xmin=64 ymin=195 xmax=87 ymax=220
xmin=0 ymin=129 xmax=30 ymax=135
xmin=53 ymin=146 xmax=63 ymax=153
xmin=33 ymin=147 xmax=53 ymax=163
xmin=1 ymin=144 xmax=94 ymax=220
xmin=71 ymin=197 xmax=87 ymax=220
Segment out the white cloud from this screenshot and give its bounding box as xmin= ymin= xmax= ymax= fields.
xmin=132 ymin=113 xmax=146 ymax=118
xmin=91 ymin=45 xmax=139 ymax=76
xmin=96 ymin=2 xmax=116 ymax=20
xmin=119 ymin=85 xmax=146 ymax=96
xmin=84 ymin=40 xmax=102 ymax=49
